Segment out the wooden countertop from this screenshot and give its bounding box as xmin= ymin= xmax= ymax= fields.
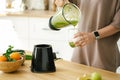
xmin=0 ymin=59 xmax=120 ymax=80
xmin=0 ymin=10 xmax=55 ymax=18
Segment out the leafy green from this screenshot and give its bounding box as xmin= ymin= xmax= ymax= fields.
xmin=25 ymin=54 xmax=32 ymax=60
xmin=11 ymin=49 xmax=25 ymax=55
xmin=3 ymin=45 xmax=32 ymax=61
xmin=3 ymin=45 xmax=14 ymax=61
xmin=3 ymin=45 xmax=25 ymax=61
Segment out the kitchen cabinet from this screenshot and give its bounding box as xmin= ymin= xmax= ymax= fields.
xmin=0 ymin=16 xmax=74 ymax=61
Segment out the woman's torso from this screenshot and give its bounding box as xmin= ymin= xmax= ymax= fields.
xmin=71 ymin=0 xmax=120 ymax=72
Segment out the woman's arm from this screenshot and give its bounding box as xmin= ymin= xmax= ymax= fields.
xmin=96 ymin=9 xmax=120 ymax=39
xmin=97 ymin=25 xmax=120 ymax=39
xmin=74 ymin=25 xmax=120 ymax=47
xmin=74 ymin=9 xmax=120 ymax=47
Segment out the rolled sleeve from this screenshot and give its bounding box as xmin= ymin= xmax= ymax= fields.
xmin=111 ymin=9 xmax=120 ymax=29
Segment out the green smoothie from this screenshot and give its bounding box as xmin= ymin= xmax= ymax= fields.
xmin=52 ymin=20 xmax=78 ymax=29
xmin=51 ymin=3 xmax=80 ymax=30
xmin=69 ymin=41 xmax=75 ymax=48
xmin=70 ymin=20 xmax=78 ymax=26
xmin=51 ymin=10 xmax=70 ymax=29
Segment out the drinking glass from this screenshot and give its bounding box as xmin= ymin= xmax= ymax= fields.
xmin=68 ymin=28 xmax=79 ymax=48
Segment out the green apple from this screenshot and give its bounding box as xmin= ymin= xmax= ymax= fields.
xmin=91 ymin=72 xmax=102 ymax=80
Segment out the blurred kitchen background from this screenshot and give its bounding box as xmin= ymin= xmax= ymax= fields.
xmin=0 ymin=0 xmax=57 ymax=12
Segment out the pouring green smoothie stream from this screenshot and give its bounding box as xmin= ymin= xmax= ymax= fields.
xmin=49 ymin=2 xmax=81 ymax=48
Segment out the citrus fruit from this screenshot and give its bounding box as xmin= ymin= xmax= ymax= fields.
xmin=0 ymin=56 xmax=7 ymax=62
xmin=10 ymin=52 xmax=21 ymax=60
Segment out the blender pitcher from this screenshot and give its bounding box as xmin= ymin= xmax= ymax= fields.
xmin=49 ymin=3 xmax=81 ymax=30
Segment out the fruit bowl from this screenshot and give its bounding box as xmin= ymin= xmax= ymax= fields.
xmin=0 ymin=57 xmax=23 ymax=73
xmin=21 ymin=52 xmax=26 ymax=64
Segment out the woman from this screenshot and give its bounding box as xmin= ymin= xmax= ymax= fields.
xmin=67 ymin=0 xmax=120 ymax=72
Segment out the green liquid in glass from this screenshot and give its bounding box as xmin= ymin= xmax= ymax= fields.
xmin=70 ymin=20 xmax=78 ymax=26
xmin=69 ymin=42 xmax=75 ymax=48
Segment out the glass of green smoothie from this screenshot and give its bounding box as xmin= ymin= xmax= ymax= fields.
xmin=68 ymin=28 xmax=78 ymax=48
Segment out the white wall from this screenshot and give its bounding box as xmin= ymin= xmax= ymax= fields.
xmin=0 ymin=19 xmax=22 ymax=54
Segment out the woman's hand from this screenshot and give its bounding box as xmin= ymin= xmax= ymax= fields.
xmin=74 ymin=32 xmax=95 ymax=47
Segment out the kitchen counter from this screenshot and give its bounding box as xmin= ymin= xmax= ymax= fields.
xmin=0 ymin=59 xmax=120 ymax=80
xmin=0 ymin=10 xmax=55 ymax=18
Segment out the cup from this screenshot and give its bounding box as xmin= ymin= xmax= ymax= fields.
xmin=68 ymin=28 xmax=79 ymax=48
xmin=31 ymin=44 xmax=56 ymax=73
